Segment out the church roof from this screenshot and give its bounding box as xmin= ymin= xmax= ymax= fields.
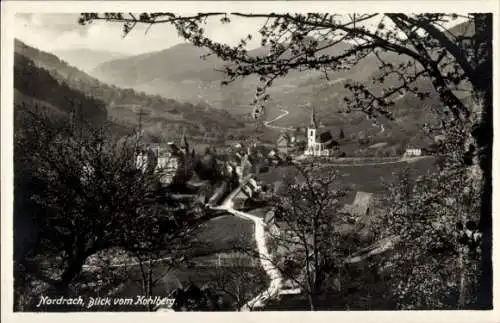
xmin=316 ymin=130 xmax=339 ymax=149
xmin=316 ymin=130 xmax=332 ymax=143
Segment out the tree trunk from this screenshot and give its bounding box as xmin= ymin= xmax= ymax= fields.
xmin=471 ymin=93 xmax=492 ymax=309
xmin=148 ymin=259 xmax=154 ymax=311
xmin=308 ymin=293 xmax=317 ymax=311
xmin=457 ymin=246 xmax=466 ymax=308
xmin=470 ymin=13 xmax=492 ymax=309
xmin=56 ymin=255 xmax=88 ymax=297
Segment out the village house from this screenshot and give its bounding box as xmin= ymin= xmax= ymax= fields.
xmin=135 ymin=132 xmax=195 ymax=186
xmin=277 ymin=132 xmax=292 ymax=154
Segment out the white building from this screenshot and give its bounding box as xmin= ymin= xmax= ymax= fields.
xmin=136 ymin=146 xmax=179 ymax=184
xmin=404 ymin=148 xmax=422 ymax=157
xmin=156 ymin=153 xmax=180 ymax=185
xmin=135 ymin=132 xmax=193 ymax=185
xmin=304 ymin=107 xmax=338 ymax=156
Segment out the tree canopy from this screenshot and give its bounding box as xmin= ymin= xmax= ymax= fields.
xmin=77 ymin=12 xmax=493 ymax=309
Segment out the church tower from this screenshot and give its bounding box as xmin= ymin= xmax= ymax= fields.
xmin=180 ymin=129 xmax=190 ymax=155
xmin=307 ymin=107 xmax=317 ymax=151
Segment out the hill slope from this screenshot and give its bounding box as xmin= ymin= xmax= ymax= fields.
xmin=90 ymin=41 xmax=353 ymax=113
xmin=15 ymin=39 xmax=244 ymax=141
xmin=91 ymin=41 xmax=444 ymax=143
xmin=14 ymin=52 xmax=110 ymax=128
xmin=90 ymin=40 xmax=431 ymax=116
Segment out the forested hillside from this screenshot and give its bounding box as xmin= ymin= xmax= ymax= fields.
xmin=14 ymin=39 xmax=244 ymax=141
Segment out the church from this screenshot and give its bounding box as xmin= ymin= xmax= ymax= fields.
xmin=304 ymin=107 xmax=338 ymax=157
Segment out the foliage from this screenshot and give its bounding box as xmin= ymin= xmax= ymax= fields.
xmin=171 ymin=282 xmax=228 ymax=312
xmin=120 ymin=201 xmax=206 ymax=311
xmin=267 ymin=162 xmax=349 ymax=310
xmin=78 ymin=11 xmax=492 ymax=308
xmin=13 ymin=107 xmax=193 ymax=310
xmin=374 ymin=124 xmax=481 ymax=309
xmin=206 ymin=263 xmax=269 ymax=311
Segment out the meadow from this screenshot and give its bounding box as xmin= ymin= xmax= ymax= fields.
xmin=257 ymin=156 xmax=437 ymax=194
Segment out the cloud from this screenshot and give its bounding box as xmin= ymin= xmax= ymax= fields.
xmin=14 ymin=13 xmax=266 ymax=56
xmin=15 ymin=13 xmax=188 ymax=54
xmin=17 ymin=13 xmax=89 ymax=35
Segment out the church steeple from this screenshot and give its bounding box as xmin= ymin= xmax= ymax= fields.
xmin=180 ymin=129 xmax=189 ymax=153
xmin=309 ymin=106 xmax=317 ymax=129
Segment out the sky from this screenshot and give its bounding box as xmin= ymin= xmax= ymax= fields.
xmin=14 ymin=13 xmax=467 ymax=56
xmin=14 ymin=13 xmax=266 ymax=55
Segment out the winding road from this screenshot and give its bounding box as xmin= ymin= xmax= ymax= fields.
xmin=263 ymin=109 xmax=294 ymax=131
xmin=83 ymin=175 xmax=287 ymax=311
xmin=211 ymin=177 xmax=286 ymax=311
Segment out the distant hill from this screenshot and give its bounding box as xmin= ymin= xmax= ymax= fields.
xmin=91 ymin=42 xmax=433 ymax=141
xmin=90 ymin=39 xmax=428 ymax=120
xmin=14 ymin=39 xmax=244 ymax=141
xmin=89 ymin=40 xmax=354 ymax=113
xmin=89 ymin=21 xmax=475 ymax=146
xmin=53 ymin=48 xmax=127 ymax=73
xmin=447 ymin=20 xmax=475 ymax=38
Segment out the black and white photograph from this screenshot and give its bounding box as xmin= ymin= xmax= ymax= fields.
xmin=1 ymin=1 xmax=498 ymax=320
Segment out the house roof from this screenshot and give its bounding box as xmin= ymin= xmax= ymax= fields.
xmin=343 ymin=191 xmax=373 ymax=216
xmin=295 ymin=133 xmax=307 ymax=142
xmin=167 ymin=142 xmax=182 ymax=156
xmin=277 ymin=132 xmax=291 ymax=142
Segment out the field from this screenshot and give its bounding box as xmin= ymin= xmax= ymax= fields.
xmin=257 ymin=156 xmax=437 ymax=194
xmin=106 ymin=211 xmax=261 ymax=311
xmin=68 ymin=214 xmax=259 ymax=312
xmin=86 ymin=264 xmax=268 ymax=311
xmin=189 ymin=214 xmax=255 ymax=255
xmin=327 ymin=157 xmax=436 ymax=192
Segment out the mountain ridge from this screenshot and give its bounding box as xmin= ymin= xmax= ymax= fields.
xmin=90 ymin=20 xmax=473 ymax=120
xmin=14 ymin=39 xmax=244 ymax=142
